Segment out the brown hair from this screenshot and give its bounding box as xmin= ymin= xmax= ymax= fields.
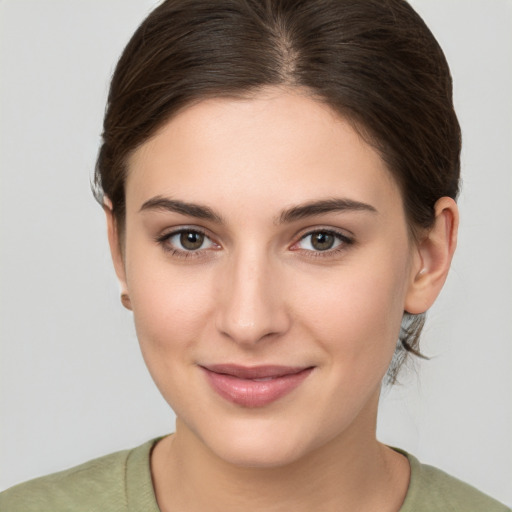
xmin=94 ymin=0 xmax=461 ymax=382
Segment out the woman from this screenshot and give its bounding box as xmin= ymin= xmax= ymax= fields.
xmin=1 ymin=0 xmax=509 ymax=510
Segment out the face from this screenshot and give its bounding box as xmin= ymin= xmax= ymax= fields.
xmin=115 ymin=88 xmax=421 ymax=467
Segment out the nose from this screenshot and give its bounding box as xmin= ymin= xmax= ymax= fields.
xmin=215 ymin=249 xmax=290 ymax=346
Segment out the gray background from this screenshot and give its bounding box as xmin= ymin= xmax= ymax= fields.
xmin=1 ymin=0 xmax=511 ymax=505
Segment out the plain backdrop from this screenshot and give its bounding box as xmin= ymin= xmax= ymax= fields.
xmin=1 ymin=0 xmax=511 ymax=505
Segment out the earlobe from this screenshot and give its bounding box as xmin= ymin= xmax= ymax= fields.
xmin=104 ymin=198 xmax=132 ymax=310
xmin=405 ymin=197 xmax=459 ymax=314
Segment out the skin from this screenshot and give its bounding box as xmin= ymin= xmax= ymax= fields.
xmin=106 ymin=87 xmax=458 ymax=511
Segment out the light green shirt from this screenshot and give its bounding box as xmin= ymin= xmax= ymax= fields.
xmin=1 ymin=439 xmax=509 ymax=511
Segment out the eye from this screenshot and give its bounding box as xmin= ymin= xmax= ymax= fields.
xmin=174 ymin=230 xmax=208 ymax=251
xmin=159 ymin=228 xmax=218 ymax=253
xmin=293 ymin=230 xmax=352 ymax=253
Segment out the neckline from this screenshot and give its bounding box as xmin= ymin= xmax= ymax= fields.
xmin=126 ymin=438 xmax=162 ymax=512
xmin=126 ymin=438 xmax=421 ymax=512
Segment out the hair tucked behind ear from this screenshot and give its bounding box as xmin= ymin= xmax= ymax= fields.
xmin=385 ymin=313 xmax=428 ymax=385
xmin=94 ymin=0 xmax=461 ymax=381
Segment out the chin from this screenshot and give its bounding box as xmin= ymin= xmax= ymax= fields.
xmin=210 ymin=434 xmax=306 ymax=469
xmin=190 ymin=414 xmax=336 ymax=469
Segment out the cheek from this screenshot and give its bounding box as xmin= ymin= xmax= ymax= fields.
xmin=294 ymin=252 xmax=410 ymax=372
xmin=125 ymin=251 xmax=216 ymax=365
xmin=127 ymin=265 xmax=220 ymax=415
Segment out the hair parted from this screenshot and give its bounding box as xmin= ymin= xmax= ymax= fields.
xmin=94 ymin=0 xmax=461 ymax=382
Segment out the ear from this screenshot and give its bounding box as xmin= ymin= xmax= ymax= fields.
xmin=404 ymin=197 xmax=459 ymax=314
xmin=104 ymin=198 xmax=132 ymax=310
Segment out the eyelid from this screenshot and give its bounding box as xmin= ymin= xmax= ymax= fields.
xmin=290 ymin=227 xmax=354 ymax=254
xmin=155 ymin=225 xmax=221 ymax=257
xmin=154 ymin=225 xmax=354 ymax=259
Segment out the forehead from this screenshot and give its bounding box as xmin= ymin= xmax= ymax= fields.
xmin=126 ymin=87 xmax=402 ymax=218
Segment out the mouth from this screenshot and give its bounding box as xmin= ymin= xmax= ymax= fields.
xmin=199 ymin=364 xmax=314 ymax=408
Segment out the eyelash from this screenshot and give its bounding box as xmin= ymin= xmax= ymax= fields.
xmin=293 ymin=229 xmax=354 ymax=258
xmin=155 ymin=227 xmax=354 ymax=260
xmin=155 ymin=227 xmax=217 ymax=260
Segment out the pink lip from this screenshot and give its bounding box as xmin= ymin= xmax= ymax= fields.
xmin=200 ymin=364 xmax=314 ymax=408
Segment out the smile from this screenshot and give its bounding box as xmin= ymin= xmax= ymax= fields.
xmin=200 ymin=364 xmax=314 ymax=408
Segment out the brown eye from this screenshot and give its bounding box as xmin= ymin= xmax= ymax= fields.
xmin=294 ymin=230 xmax=351 ymax=254
xmin=158 ymin=228 xmax=217 ymax=257
xmin=310 ymin=232 xmax=336 ymax=251
xmin=179 ymin=231 xmax=205 ymax=250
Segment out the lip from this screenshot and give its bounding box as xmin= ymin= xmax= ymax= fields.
xmin=200 ymin=364 xmax=314 ymax=408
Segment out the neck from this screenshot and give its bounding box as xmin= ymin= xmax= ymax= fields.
xmin=151 ymin=394 xmax=409 ymax=512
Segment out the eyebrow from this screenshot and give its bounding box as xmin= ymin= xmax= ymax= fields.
xmin=277 ymin=198 xmax=377 ymax=224
xmin=139 ymin=196 xmax=224 ymax=223
xmin=139 ymin=196 xmax=377 ymax=224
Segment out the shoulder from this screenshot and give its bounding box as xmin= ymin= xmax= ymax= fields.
xmin=400 ymin=451 xmax=511 ymax=512
xmin=0 ymin=439 xmax=158 ymax=512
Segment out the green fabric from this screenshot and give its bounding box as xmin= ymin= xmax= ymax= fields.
xmin=1 ymin=439 xmax=509 ymax=511
xmin=0 ymin=440 xmax=160 ymax=512
xmin=396 ymin=449 xmax=510 ymax=512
